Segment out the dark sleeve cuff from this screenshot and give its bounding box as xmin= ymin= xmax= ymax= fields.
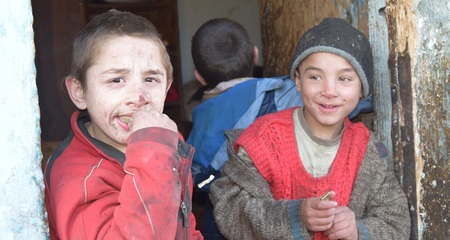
xmin=288 ymin=200 xmax=305 ymax=239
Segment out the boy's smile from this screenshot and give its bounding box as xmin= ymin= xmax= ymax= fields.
xmin=295 ymin=52 xmax=362 ymax=140
xmin=75 ymin=36 xmax=170 ymax=152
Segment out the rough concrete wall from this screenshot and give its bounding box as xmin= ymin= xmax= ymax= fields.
xmin=0 ymin=1 xmax=47 ymax=239
xmin=386 ymin=0 xmax=449 ymax=239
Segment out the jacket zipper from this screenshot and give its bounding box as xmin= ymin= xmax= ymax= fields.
xmin=180 ymin=201 xmax=189 ymax=227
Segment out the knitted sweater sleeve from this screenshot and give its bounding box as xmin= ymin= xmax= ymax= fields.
xmin=349 ymin=134 xmax=411 ymax=239
xmin=209 ymin=129 xmax=310 ymax=240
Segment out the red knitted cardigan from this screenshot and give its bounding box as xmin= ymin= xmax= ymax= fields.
xmin=235 ymin=107 xmax=370 ymax=207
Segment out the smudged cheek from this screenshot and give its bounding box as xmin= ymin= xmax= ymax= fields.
xmin=143 ymin=89 xmax=168 ymax=113
xmin=109 ymin=124 xmax=131 ymax=144
xmin=106 ymin=112 xmax=131 ymax=143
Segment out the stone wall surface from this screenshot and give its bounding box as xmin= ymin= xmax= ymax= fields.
xmin=0 ymin=1 xmax=47 ymax=239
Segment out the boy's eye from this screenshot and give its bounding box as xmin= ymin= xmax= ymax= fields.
xmin=145 ymin=77 xmax=159 ymax=83
xmin=111 ymin=78 xmax=124 ymax=83
xmin=310 ymin=75 xmax=321 ymax=80
xmin=339 ymin=76 xmax=351 ymax=81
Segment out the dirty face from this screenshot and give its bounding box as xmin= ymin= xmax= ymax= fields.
xmin=78 ymin=36 xmax=171 ymax=151
xmin=295 ymin=52 xmax=362 ymax=139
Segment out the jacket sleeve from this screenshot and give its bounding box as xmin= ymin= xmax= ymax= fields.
xmin=116 ymin=127 xmax=183 ymax=238
xmin=120 ymin=127 xmax=203 ymax=239
xmin=209 ymin=130 xmax=310 ymax=240
xmin=350 ymin=135 xmax=411 ymax=240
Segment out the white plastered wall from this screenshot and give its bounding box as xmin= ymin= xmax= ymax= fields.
xmin=0 ymin=1 xmax=47 ymax=239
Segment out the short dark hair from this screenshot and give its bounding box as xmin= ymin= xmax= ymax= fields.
xmin=191 ymin=18 xmax=254 ymax=88
xmin=69 ymin=9 xmax=172 ymax=88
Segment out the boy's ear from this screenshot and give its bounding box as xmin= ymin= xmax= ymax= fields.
xmin=65 ymin=77 xmax=87 ymax=110
xmin=294 ymin=70 xmax=302 ymax=92
xmin=166 ymin=77 xmax=173 ymax=93
xmin=194 ymin=70 xmax=207 ymax=86
xmin=253 ymin=45 xmax=259 ymax=65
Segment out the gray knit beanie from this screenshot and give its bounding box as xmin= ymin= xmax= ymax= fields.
xmin=289 ymin=18 xmax=373 ymax=98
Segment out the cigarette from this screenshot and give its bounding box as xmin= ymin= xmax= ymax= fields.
xmin=320 ymin=191 xmax=332 ymax=201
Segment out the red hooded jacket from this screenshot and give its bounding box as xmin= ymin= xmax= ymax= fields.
xmin=44 ymin=111 xmax=203 ymax=239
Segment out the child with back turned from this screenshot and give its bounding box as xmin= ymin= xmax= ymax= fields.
xmin=44 ymin=10 xmax=202 ymax=239
xmin=187 ymin=18 xmax=303 ymax=239
xmin=209 ymin=18 xmax=410 ymax=240
xmin=188 ymin=18 xmax=306 ymax=193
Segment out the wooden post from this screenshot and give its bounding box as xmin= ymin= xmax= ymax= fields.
xmin=260 ymin=0 xmax=368 ymax=77
xmin=386 ymin=0 xmax=450 ymax=239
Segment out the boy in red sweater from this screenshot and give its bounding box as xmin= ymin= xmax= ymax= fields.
xmin=210 ymin=18 xmax=410 ymax=240
xmin=44 ymin=10 xmax=202 ymax=239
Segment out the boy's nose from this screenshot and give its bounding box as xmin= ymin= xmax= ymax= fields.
xmin=321 ymin=80 xmax=338 ymax=97
xmin=138 ymin=94 xmax=147 ymax=104
xmin=126 ymin=84 xmax=149 ymax=107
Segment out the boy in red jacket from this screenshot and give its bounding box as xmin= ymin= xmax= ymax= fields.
xmin=44 ymin=10 xmax=202 ymax=239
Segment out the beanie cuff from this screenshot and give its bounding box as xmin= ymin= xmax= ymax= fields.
xmin=289 ymin=46 xmax=370 ymax=98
